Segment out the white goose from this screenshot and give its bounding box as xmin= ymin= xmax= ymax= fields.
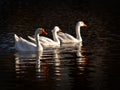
xmin=14 ymin=28 xmax=47 ymax=52
xmin=28 ymin=26 xmax=61 ymax=48
xmin=58 ymin=21 xmax=87 ymax=46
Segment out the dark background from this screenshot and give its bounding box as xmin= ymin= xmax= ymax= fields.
xmin=0 ymin=0 xmax=119 ymax=32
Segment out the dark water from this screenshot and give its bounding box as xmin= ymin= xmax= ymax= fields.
xmin=0 ymin=0 xmax=120 ymax=90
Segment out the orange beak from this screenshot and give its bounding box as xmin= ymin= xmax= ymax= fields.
xmin=83 ymin=23 xmax=87 ymax=27
xmin=42 ymin=28 xmax=48 ymax=35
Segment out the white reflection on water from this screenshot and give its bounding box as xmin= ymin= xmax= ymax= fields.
xmin=15 ymin=43 xmax=88 ymax=89
xmin=53 ymin=48 xmax=61 ymax=76
xmin=15 ymin=51 xmax=43 ymax=78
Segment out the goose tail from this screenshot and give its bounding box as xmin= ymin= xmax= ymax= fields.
xmin=14 ymin=34 xmax=19 ymax=42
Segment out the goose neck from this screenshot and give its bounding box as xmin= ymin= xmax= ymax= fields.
xmin=35 ymin=32 xmax=43 ymax=51
xmin=53 ymin=31 xmax=60 ymax=44
xmin=76 ymin=24 xmax=82 ymax=41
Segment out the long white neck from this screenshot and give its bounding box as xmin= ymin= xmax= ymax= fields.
xmin=35 ymin=32 xmax=43 ymax=51
xmin=76 ymin=23 xmax=82 ymax=41
xmin=52 ymin=31 xmax=60 ymax=44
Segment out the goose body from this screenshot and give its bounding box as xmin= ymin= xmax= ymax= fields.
xmin=58 ymin=21 xmax=87 ymax=46
xmin=14 ymin=28 xmax=47 ymax=52
xmin=28 ymin=26 xmax=61 ymax=48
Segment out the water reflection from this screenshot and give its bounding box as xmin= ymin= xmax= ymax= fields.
xmin=15 ymin=51 xmax=43 ymax=79
xmin=35 ymin=51 xmax=43 ymax=79
xmin=13 ymin=40 xmax=112 ymax=90
xmin=53 ymin=48 xmax=61 ymax=76
xmin=14 ymin=43 xmax=89 ymax=89
xmin=76 ymin=43 xmax=88 ymax=72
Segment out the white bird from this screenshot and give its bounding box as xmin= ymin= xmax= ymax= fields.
xmin=58 ymin=21 xmax=87 ymax=46
xmin=28 ymin=26 xmax=61 ymax=48
xmin=14 ymin=28 xmax=47 ymax=52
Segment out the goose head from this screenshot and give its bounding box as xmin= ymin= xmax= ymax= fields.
xmin=35 ymin=28 xmax=48 ymax=35
xmin=52 ymin=26 xmax=62 ymax=33
xmin=77 ymin=21 xmax=87 ymax=27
